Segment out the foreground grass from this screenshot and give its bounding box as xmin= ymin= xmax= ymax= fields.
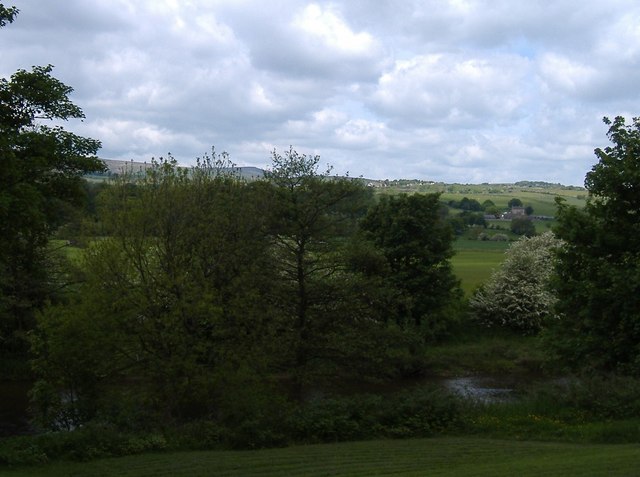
xmin=2 ymin=437 xmax=638 ymax=476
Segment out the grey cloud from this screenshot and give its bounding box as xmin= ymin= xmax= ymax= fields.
xmin=3 ymin=0 xmax=639 ymax=185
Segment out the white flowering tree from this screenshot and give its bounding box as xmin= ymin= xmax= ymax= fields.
xmin=469 ymin=231 xmax=564 ymax=334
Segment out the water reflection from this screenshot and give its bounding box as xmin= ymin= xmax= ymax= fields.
xmin=443 ymin=377 xmax=514 ymax=402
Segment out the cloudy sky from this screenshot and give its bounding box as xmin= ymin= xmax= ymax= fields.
xmin=3 ymin=0 xmax=640 ymax=185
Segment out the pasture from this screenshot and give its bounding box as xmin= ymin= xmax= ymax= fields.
xmin=378 ymin=182 xmax=586 ymax=217
xmin=451 ymin=240 xmax=508 ymax=295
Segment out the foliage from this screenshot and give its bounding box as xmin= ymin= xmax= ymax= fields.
xmin=550 ymin=116 xmax=640 ymax=374
xmin=31 ymin=149 xmax=412 ymax=432
xmin=0 ymin=11 xmax=105 ymax=354
xmin=508 ymin=198 xmax=523 ymax=208
xmin=1 ymin=386 xmax=463 ymax=465
xmin=465 ymin=375 xmax=640 ymax=445
xmin=510 ymin=216 xmax=536 ymax=236
xmin=421 ymin=334 xmax=546 ymax=376
xmin=263 ymin=148 xmax=387 ymax=395
xmin=0 ymin=3 xmax=17 ymax=27
xmin=448 ymin=197 xmax=482 ymax=211
xmin=470 ymin=232 xmax=564 ymax=334
xmin=31 ymin=155 xmax=277 ymax=426
xmin=360 ymin=193 xmax=462 ymax=340
xmin=287 ymin=386 xmax=462 ymax=443
xmin=0 ymin=423 xmax=167 ymax=466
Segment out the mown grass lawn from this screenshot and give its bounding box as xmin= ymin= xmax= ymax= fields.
xmin=2 ymin=437 xmax=638 ymax=477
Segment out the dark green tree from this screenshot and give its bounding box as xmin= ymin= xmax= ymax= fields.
xmin=508 ymin=198 xmax=523 ymax=208
xmin=1 ymin=9 xmax=105 ymax=353
xmin=481 ymin=199 xmax=496 ymax=210
xmin=32 ymin=155 xmax=278 ymax=426
xmin=360 ymin=193 xmax=461 ymax=340
xmin=264 ymin=148 xmax=375 ymax=396
xmin=551 ymin=116 xmax=640 ymax=374
xmin=510 ymin=216 xmax=536 ymax=237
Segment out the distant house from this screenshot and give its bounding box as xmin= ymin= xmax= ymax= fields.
xmin=499 ymin=206 xmax=527 ymax=220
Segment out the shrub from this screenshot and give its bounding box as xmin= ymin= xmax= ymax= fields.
xmin=0 ymin=424 xmax=168 ymax=466
xmin=470 ymin=232 xmax=563 ymax=334
xmin=490 ymin=233 xmax=509 ymax=241
xmin=287 ymin=386 xmax=463 ymax=443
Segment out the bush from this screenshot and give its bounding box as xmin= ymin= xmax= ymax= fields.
xmin=0 ymin=424 xmax=168 ymax=466
xmin=470 ymin=232 xmax=563 ymax=334
xmin=559 ymin=375 xmax=640 ymax=420
xmin=287 ymin=386 xmax=463 ymax=443
xmin=510 ymin=217 xmax=536 ymax=237
xmin=1 ymin=386 xmax=465 ymax=465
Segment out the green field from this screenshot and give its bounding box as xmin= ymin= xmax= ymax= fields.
xmin=451 ymin=240 xmax=508 ymax=295
xmin=378 ymin=182 xmax=586 ymax=217
xmin=3 ymin=437 xmax=638 ymax=477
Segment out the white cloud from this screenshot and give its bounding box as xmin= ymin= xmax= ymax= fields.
xmin=538 ymin=54 xmax=599 ymax=98
xmin=293 ymin=4 xmax=376 ymax=55
xmin=372 ymin=53 xmax=532 ymax=127
xmin=335 ymin=119 xmax=388 ymax=148
xmin=3 ymin=0 xmax=640 ymax=185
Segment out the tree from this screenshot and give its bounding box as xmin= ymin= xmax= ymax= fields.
xmin=360 ymin=193 xmax=461 ymax=339
xmin=510 ymin=216 xmax=536 ymax=237
xmin=448 ymin=197 xmax=482 ymax=211
xmin=481 ymin=199 xmax=496 ymax=210
xmin=470 ymin=232 xmax=564 ymax=334
xmin=508 ymin=198 xmax=523 ymax=208
xmin=0 ymin=9 xmax=105 ymax=353
xmin=0 ymin=3 xmax=18 ymax=26
xmin=264 ymin=148 xmax=375 ymax=395
xmin=32 ymin=155 xmax=278 ymax=425
xmin=550 ymin=116 xmax=640 ymax=374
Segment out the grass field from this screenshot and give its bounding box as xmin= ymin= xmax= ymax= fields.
xmin=451 ymin=240 xmax=508 ymax=295
xmin=2 ymin=437 xmax=639 ymax=476
xmin=378 ymin=182 xmax=586 ymax=217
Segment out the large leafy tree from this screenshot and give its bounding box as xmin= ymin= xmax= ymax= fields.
xmin=360 ymin=193 xmax=461 ymax=339
xmin=551 ymin=116 xmax=640 ymax=374
xmin=32 ymin=156 xmax=277 ymax=425
xmin=264 ymin=148 xmax=376 ymax=395
xmin=0 ymin=7 xmax=104 ymax=352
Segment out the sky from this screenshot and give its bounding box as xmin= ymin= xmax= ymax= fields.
xmin=3 ymin=0 xmax=640 ymax=185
